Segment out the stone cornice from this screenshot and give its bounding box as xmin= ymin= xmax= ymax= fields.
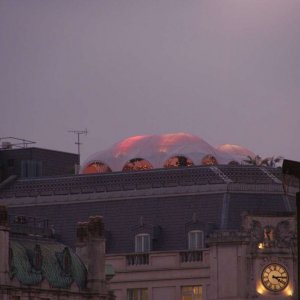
xmin=207 ymin=230 xmax=250 ymax=245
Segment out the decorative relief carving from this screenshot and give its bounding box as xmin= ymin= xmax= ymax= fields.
xmin=62 ymin=247 xmax=72 ymax=275
xmin=33 ymin=244 xmax=43 ymax=271
xmin=263 ymin=225 xmax=275 ymax=248
xmin=56 ymin=247 xmax=72 ymax=276
xmin=26 ymin=244 xmax=43 ymax=272
xmin=275 ymin=220 xmax=294 ymax=248
xmin=249 ymin=218 xmax=295 ymax=249
xmin=250 ymin=220 xmax=263 ymax=242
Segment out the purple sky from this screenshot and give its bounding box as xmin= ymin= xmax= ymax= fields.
xmin=1 ymin=1 xmax=299 ymax=163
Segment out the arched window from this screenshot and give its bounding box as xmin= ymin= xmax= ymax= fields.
xmin=122 ymin=158 xmax=153 ymax=172
xmin=164 ymin=156 xmax=194 ymax=168
xmin=82 ymin=161 xmax=112 ymax=174
xmin=201 ymin=155 xmax=218 ymax=166
xmin=188 ymin=230 xmax=204 ymax=250
xmin=135 ymin=233 xmax=150 ymax=252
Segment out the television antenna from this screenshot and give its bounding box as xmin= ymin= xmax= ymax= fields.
xmin=68 ymin=129 xmax=88 ymax=165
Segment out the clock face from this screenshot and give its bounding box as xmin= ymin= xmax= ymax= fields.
xmin=261 ymin=263 xmax=289 ymax=292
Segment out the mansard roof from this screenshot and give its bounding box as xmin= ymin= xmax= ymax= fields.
xmin=0 ymin=165 xmax=296 ymax=254
xmin=0 ymin=165 xmax=288 ymax=198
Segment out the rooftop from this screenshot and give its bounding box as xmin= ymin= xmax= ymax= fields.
xmin=0 ymin=165 xmax=291 ymax=199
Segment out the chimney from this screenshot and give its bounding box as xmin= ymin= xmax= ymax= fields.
xmin=0 ymin=205 xmax=10 ymax=284
xmin=76 ymin=221 xmax=89 ymax=266
xmin=76 ymin=216 xmax=106 ymax=292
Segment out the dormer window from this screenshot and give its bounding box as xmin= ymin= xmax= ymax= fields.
xmin=135 ymin=233 xmax=150 ymax=252
xmin=188 ymin=230 xmax=204 ymax=250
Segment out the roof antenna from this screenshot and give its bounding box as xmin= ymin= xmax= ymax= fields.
xmin=68 ymin=129 xmax=88 ymax=171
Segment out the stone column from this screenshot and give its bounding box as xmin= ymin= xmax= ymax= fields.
xmin=207 ymin=230 xmax=250 ymax=300
xmin=0 ymin=205 xmax=10 ymax=285
xmin=86 ymin=216 xmax=106 ymax=292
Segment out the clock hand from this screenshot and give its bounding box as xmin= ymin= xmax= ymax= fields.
xmin=271 ymin=276 xmax=287 ymax=285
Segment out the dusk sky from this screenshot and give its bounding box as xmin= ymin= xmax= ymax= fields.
xmin=1 ymin=0 xmax=299 ymax=163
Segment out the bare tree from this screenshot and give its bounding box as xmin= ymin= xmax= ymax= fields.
xmin=243 ymin=155 xmax=262 ymax=166
xmin=261 ymin=156 xmax=283 ymax=167
xmin=243 ymin=155 xmax=283 ymax=167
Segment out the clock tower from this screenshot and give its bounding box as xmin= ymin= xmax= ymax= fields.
xmin=208 ymin=212 xmax=297 ymax=300
xmin=244 ymin=213 xmax=297 ymax=299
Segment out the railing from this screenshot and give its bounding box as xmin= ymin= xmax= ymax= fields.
xmin=106 ymin=249 xmax=208 ymax=269
xmin=180 ymin=250 xmax=203 ymax=263
xmin=126 ymin=253 xmax=149 ymax=266
xmin=8 ymin=215 xmax=54 ymax=238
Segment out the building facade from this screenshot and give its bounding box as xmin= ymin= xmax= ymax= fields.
xmin=0 ymin=147 xmax=78 ymax=181
xmin=0 ymin=164 xmax=298 ymax=300
xmin=0 ymin=134 xmax=298 ymax=299
xmin=0 ymin=206 xmax=114 ymax=300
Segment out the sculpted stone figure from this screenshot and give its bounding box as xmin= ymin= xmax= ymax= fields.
xmin=275 ymin=220 xmax=294 ymax=248
xmin=263 ymin=225 xmax=275 ymax=247
xmin=250 ymin=220 xmax=263 ymax=242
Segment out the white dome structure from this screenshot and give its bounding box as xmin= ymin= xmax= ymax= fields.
xmin=217 ymin=144 xmax=256 ymax=164
xmin=81 ymin=133 xmax=256 ymax=174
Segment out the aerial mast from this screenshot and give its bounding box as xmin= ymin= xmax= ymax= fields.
xmin=68 ymin=129 xmax=88 ymax=170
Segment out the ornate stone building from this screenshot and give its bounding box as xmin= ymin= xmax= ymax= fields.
xmin=0 ymin=134 xmax=298 ymax=299
xmin=0 ymin=206 xmax=114 ymax=300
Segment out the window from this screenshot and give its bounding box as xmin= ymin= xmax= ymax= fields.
xmin=181 ymin=286 xmax=202 ymax=300
xmin=127 ymin=288 xmax=148 ymax=300
xmin=122 ymin=158 xmax=153 ymax=171
xmin=21 ymin=160 xmax=42 ymax=178
xmin=201 ymin=155 xmax=218 ymax=165
xmin=188 ymin=230 xmax=204 ymax=250
xmin=82 ymin=161 xmax=112 ymax=174
xmin=164 ymin=155 xmax=194 ymax=168
xmin=135 ymin=233 xmax=150 ymax=252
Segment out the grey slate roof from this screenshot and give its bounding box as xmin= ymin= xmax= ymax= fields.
xmin=0 ymin=166 xmax=287 ymax=198
xmin=8 ymin=193 xmax=224 ymax=253
xmin=0 ymin=165 xmax=296 ymax=254
xmin=226 ymin=193 xmax=287 ymax=229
